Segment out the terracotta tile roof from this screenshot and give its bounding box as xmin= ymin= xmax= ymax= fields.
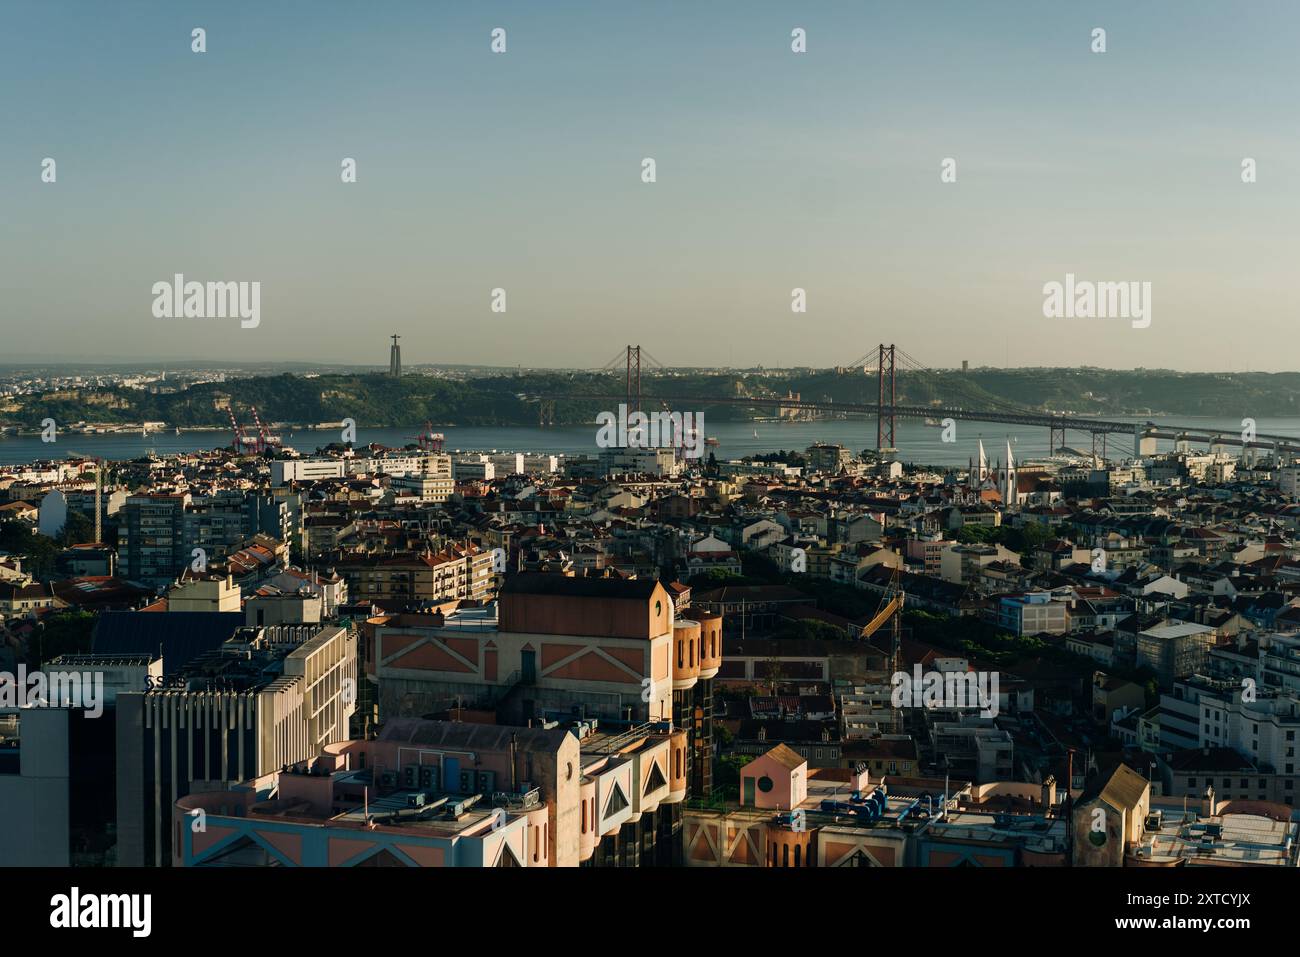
xmin=763 ymin=742 xmax=807 ymax=771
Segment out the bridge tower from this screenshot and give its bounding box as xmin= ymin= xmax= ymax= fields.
xmin=1134 ymin=424 xmax=1157 ymax=458
xmin=876 ymin=344 xmax=897 ymax=456
xmin=1049 ymin=420 xmax=1066 ymax=455
xmin=625 ymin=345 xmax=642 ymax=415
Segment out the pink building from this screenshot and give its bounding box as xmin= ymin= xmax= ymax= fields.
xmin=174 ymin=717 xmax=688 ymax=867
xmin=738 ymin=743 xmax=807 ymax=810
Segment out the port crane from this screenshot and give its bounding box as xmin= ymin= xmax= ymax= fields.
xmin=248 ymin=405 xmax=282 ymax=450
xmin=413 ymin=421 xmax=445 ymax=452
xmin=226 ymin=407 xmax=264 ymax=454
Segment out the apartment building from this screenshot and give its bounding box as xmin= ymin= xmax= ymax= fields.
xmin=1260 ymin=632 xmax=1300 ymax=694
xmin=115 ymin=623 xmax=357 ymax=865
xmin=121 ymin=491 xmax=290 ymax=588
xmin=1158 ymin=676 xmax=1237 ymax=752
xmin=271 ymin=459 xmax=349 ymax=484
xmin=166 ymin=575 xmax=241 ymax=613
xmin=997 ymin=592 xmax=1069 ymax=636
xmin=265 ymin=567 xmax=348 ymax=617
xmin=0 ymin=656 xmax=158 ymax=866
xmin=805 ymin=444 xmax=853 ymax=474
xmin=939 ymin=543 xmax=1020 ymax=588
xmin=391 ymin=471 xmax=455 ymax=503
xmin=120 ymin=493 xmax=191 ymax=587
xmin=174 ymin=716 xmax=688 ymax=868
xmin=930 ymin=720 xmax=1015 ymax=782
xmin=1164 ymin=746 xmax=1300 ymax=807
xmin=599 ymin=447 xmax=682 ymax=478
xmin=904 ymin=537 xmax=949 ymax=575
xmin=369 ymin=575 xmax=719 ymax=800
xmin=1194 ymin=690 xmax=1300 ymax=780
xmin=334 ymin=547 xmax=496 ymax=606
xmin=175 ymin=720 xmax=566 ymax=868
xmin=452 ymin=458 xmax=496 ymax=482
xmin=373 ymin=576 xmax=668 ymax=723
xmin=1137 ymin=622 xmax=1217 ymax=686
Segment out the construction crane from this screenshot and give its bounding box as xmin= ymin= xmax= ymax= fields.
xmin=861 ymin=564 xmax=905 ymax=644
xmin=76 ymin=456 xmax=109 ymax=545
xmin=859 ymin=564 xmax=906 ymax=732
xmin=657 ymin=399 xmax=681 ymax=459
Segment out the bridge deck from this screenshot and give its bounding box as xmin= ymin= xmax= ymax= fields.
xmin=532 ymin=392 xmax=1298 ymax=449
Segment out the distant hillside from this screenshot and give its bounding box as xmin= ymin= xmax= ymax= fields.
xmin=6 ymin=367 xmax=1300 ymax=429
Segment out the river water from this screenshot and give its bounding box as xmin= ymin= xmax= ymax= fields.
xmin=4 ymin=416 xmax=1300 ymax=468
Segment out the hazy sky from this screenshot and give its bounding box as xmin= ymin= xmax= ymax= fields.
xmin=2 ymin=1 xmax=1297 ymax=371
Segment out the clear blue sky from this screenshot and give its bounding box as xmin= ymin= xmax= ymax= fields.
xmin=1 ymin=0 xmax=1296 ymax=370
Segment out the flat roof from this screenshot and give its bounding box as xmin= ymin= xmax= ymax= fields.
xmin=326 ymin=789 xmax=506 ymax=836
xmin=1140 ymin=622 xmax=1216 ymax=640
xmin=925 ymin=810 xmax=1068 ymax=853
xmin=1139 ymin=813 xmax=1298 ymax=866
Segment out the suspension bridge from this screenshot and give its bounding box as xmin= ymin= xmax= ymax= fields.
xmin=527 ymin=345 xmax=1300 ymax=458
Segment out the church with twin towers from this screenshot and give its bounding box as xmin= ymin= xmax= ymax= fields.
xmin=969 ymin=438 xmax=1019 ymax=506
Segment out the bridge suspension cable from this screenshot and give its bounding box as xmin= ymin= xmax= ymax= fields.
xmin=891 ymin=347 xmax=1041 ymax=418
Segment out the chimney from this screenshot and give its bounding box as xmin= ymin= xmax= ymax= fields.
xmin=1041 ymin=774 xmax=1057 ymax=809
xmin=1202 ymin=785 xmax=1217 ymax=817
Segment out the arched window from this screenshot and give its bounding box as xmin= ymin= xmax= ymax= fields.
xmin=582 ymin=800 xmax=587 ymax=833
xmin=794 ymin=845 xmax=801 ymax=868
xmin=689 ymin=640 xmax=694 ymax=667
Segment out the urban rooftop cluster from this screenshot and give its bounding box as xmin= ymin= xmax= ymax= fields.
xmin=2 ymin=417 xmax=1300 ymax=869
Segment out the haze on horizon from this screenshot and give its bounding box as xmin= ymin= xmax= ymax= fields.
xmin=2 ymin=1 xmax=1297 ymax=373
